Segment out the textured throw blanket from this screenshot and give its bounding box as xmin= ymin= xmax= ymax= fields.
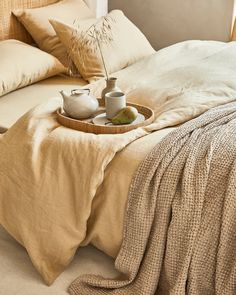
xmin=69 ymin=101 xmax=236 ymax=294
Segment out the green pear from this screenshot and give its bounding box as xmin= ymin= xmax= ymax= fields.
xmin=111 ymin=106 xmax=138 ymax=125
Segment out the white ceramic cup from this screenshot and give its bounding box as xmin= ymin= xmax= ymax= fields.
xmin=105 ymin=91 xmax=126 ymax=119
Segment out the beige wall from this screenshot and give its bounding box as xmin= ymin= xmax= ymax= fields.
xmin=109 ymin=0 xmax=235 ymax=49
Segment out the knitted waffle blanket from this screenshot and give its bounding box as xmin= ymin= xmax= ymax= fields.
xmin=69 ymin=101 xmax=236 ymax=295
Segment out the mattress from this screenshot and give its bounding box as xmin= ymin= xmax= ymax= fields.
xmin=0 ymin=75 xmax=87 ymax=130
xmin=0 ymin=225 xmax=119 ymax=295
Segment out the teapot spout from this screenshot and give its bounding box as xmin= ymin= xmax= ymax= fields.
xmin=59 ymin=90 xmax=65 ymax=98
xmin=59 ymin=90 xmax=69 ymax=103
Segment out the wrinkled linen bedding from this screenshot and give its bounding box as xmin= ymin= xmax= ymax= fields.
xmin=0 ymin=225 xmax=119 ymax=295
xmin=0 ymin=40 xmax=236 ymax=285
xmin=70 ymin=101 xmax=236 ymax=295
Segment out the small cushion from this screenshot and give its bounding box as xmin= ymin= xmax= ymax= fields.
xmin=13 ymin=0 xmax=94 ymax=68
xmin=50 ymin=10 xmax=155 ymax=82
xmin=0 ymin=39 xmax=65 ymax=97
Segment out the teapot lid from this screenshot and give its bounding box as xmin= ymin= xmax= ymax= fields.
xmin=71 ymin=88 xmax=90 ymax=96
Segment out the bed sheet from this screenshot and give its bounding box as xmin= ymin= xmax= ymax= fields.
xmin=0 ymin=75 xmax=87 ymax=130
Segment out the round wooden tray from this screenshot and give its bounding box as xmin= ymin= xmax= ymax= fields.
xmin=57 ymin=99 xmax=154 ymax=134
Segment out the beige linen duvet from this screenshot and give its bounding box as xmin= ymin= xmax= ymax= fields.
xmin=0 ymin=40 xmax=236 ymax=285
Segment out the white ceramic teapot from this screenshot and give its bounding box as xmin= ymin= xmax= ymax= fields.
xmin=60 ymin=89 xmax=99 ymax=119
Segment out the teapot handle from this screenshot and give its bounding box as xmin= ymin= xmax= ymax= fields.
xmin=71 ymin=88 xmax=90 ymax=95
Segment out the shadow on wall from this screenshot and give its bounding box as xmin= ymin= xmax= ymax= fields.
xmin=232 ymin=18 xmax=236 ymax=40
xmin=109 ymin=0 xmax=235 ymax=50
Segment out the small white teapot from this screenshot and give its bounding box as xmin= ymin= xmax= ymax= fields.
xmin=60 ymin=89 xmax=99 ymax=119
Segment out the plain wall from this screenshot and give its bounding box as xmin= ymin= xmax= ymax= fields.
xmin=109 ymin=0 xmax=235 ymax=49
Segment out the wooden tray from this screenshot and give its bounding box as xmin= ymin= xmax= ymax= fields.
xmin=57 ymin=99 xmax=154 ymax=134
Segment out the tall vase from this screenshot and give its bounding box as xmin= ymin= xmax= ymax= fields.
xmin=101 ymin=77 xmax=121 ymax=100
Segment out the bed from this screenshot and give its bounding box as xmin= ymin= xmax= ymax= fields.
xmin=1 ymin=0 xmax=236 ymax=294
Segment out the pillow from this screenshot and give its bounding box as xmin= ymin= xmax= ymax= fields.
xmin=13 ymin=0 xmax=94 ymax=68
xmin=0 ymin=40 xmax=65 ymax=96
xmin=50 ymin=10 xmax=155 ymax=82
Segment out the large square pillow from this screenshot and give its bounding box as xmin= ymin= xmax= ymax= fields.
xmin=50 ymin=10 xmax=155 ymax=82
xmin=0 ymin=40 xmax=65 ymax=96
xmin=13 ymin=0 xmax=94 ymax=68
